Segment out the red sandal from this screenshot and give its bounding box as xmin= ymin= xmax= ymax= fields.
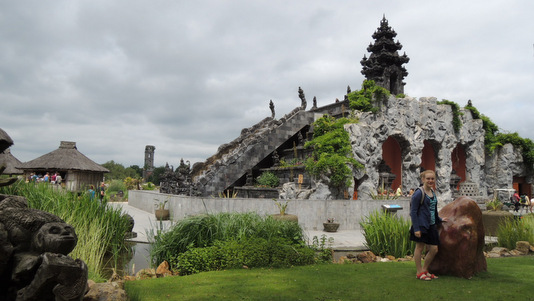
xmin=425 ymin=271 xmax=439 ymax=279
xmin=416 ymin=272 xmax=432 ymax=281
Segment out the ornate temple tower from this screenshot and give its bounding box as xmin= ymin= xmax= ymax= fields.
xmin=361 ymin=16 xmax=409 ymax=95
xmin=143 ymin=145 xmax=155 ymax=180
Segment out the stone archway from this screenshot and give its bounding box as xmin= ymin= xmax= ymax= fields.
xmin=382 ymin=136 xmax=402 ymax=191
xmin=421 ymin=140 xmax=436 ymax=172
xmin=451 ymin=143 xmax=467 ymax=189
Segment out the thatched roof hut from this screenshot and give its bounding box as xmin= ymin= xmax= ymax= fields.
xmin=0 ymin=148 xmax=23 ymax=175
xmin=19 ymin=141 xmax=109 ymax=191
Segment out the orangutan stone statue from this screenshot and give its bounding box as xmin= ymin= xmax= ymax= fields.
xmin=0 ymin=195 xmax=88 ymax=301
xmin=428 ymin=196 xmax=487 ymax=278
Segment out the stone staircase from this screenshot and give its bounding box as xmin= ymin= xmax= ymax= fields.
xmin=191 ymin=107 xmax=316 ymax=197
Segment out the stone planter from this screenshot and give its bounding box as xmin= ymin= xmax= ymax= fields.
xmin=323 ymin=222 xmax=340 ymax=232
xmin=481 ymin=210 xmax=514 ymax=236
xmin=271 ymin=214 xmax=298 ymax=223
xmin=155 ymin=209 xmax=170 ymax=221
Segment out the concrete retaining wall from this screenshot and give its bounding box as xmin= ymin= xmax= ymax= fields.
xmin=128 ymin=190 xmax=411 ymax=230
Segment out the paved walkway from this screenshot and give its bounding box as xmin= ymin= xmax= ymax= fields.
xmin=111 ymin=202 xmax=367 ymax=250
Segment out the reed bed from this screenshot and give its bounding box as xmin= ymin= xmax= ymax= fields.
xmin=360 ymin=210 xmax=415 ymax=258
xmin=0 ymin=181 xmax=131 ymax=281
xmin=497 ymin=214 xmax=534 ymax=249
xmin=149 ymin=212 xmax=305 ymax=268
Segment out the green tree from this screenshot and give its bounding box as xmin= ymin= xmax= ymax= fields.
xmin=101 ymin=161 xmax=142 ymax=181
xmin=101 ymin=160 xmax=127 ymax=180
xmin=128 ymin=165 xmax=143 ymax=177
xmin=147 ymin=166 xmax=166 ymax=185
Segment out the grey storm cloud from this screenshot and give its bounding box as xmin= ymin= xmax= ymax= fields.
xmin=1 ymin=0 xmax=533 ymax=167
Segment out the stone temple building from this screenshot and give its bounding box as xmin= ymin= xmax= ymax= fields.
xmin=165 ymin=17 xmax=532 ymax=203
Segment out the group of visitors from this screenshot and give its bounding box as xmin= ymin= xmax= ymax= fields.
xmin=88 ymin=182 xmax=106 ymax=205
xmin=511 ymin=190 xmax=532 ymax=214
xmin=28 ymin=172 xmax=62 ymax=184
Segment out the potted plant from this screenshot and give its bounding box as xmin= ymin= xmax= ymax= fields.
xmin=323 ymin=217 xmax=340 ymax=232
xmin=271 ymin=199 xmax=298 ymax=222
xmin=154 ymin=198 xmax=170 ymax=221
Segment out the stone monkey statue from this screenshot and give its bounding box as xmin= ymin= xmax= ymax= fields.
xmin=0 ymin=196 xmax=88 ymax=301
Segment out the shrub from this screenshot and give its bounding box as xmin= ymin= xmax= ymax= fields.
xmin=106 ymin=179 xmax=127 ymax=198
xmin=123 ymin=177 xmax=140 ymax=190
xmin=360 ymin=210 xmax=415 ymax=258
xmin=311 ymin=234 xmax=334 ymax=263
xmin=256 ymin=171 xmax=280 ymax=188
xmin=142 ymin=182 xmax=157 ymax=190
xmin=149 ymin=212 xmax=306 ymax=268
xmin=348 ymin=80 xmax=389 ymax=113
xmin=171 ymin=237 xmax=315 ymax=275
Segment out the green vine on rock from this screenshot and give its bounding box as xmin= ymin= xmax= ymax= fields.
xmin=348 ymin=80 xmax=390 ymax=113
xmin=304 ymin=115 xmax=363 ymax=189
xmin=465 ymin=103 xmax=499 ymax=153
xmin=466 ymin=103 xmax=534 ymax=170
xmin=437 ymin=99 xmax=463 ymax=134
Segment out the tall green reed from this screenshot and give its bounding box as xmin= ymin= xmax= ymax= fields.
xmin=0 ymin=181 xmax=131 ymax=281
xmin=360 ymin=210 xmax=415 ymax=258
xmin=148 ymin=212 xmax=305 ymax=267
xmin=497 ymin=214 xmax=534 ymax=249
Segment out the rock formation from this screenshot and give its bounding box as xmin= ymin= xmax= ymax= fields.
xmin=428 ymin=196 xmax=487 ymax=278
xmin=346 ymin=97 xmax=486 ymax=202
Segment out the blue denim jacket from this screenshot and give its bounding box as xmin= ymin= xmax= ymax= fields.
xmin=410 ymin=188 xmax=442 ymax=233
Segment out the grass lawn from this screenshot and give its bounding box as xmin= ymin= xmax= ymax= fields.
xmin=125 ymin=256 xmax=534 ymax=301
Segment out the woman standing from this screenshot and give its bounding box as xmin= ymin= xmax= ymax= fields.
xmin=410 ymin=170 xmax=446 ymax=281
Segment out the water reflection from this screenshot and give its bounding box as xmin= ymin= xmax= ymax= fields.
xmin=101 ymin=242 xmax=152 ymax=278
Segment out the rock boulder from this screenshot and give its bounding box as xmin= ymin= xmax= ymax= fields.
xmin=428 ymin=196 xmax=487 ymax=278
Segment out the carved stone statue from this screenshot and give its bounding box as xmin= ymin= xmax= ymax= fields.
xmin=269 ymin=100 xmax=275 ymax=118
xmin=298 ymin=87 xmax=307 ymax=110
xmin=0 ymin=196 xmax=88 ymax=300
xmin=312 ymin=96 xmax=317 ymax=110
xmin=160 ymin=159 xmax=196 ymax=196
xmin=272 ymin=151 xmax=280 ymax=167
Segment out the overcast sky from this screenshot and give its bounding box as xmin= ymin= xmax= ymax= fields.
xmin=1 ymin=1 xmax=533 ymax=169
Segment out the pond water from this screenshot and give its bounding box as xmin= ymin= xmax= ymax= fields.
xmin=126 ymin=242 xmax=152 ymax=274
xmin=101 ymin=242 xmax=152 ymax=278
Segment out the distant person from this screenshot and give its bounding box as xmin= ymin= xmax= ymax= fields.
xmin=88 ymin=185 xmax=96 ymax=201
xmin=55 ymin=173 xmax=62 ymax=185
xmin=43 ymin=172 xmax=50 ymax=182
xmin=520 ymin=194 xmax=529 ymax=214
xmin=512 ymin=191 xmax=521 ymax=212
xmin=51 ymin=172 xmax=57 ymax=184
xmin=98 ymin=182 xmax=106 ymax=205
